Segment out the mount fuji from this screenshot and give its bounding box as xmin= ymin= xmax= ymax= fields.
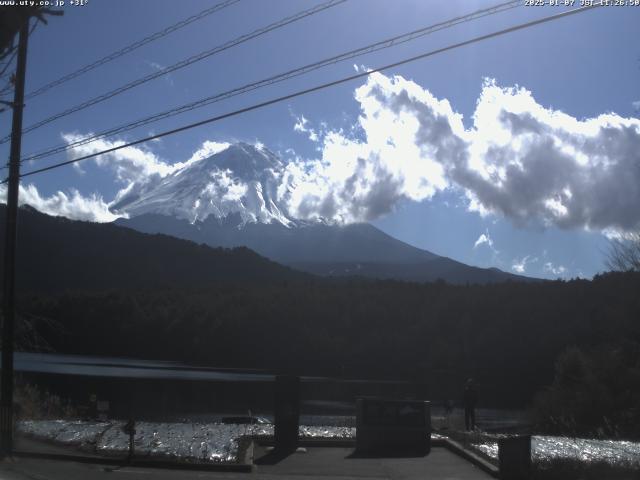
xmin=114 ymin=142 xmax=530 ymax=284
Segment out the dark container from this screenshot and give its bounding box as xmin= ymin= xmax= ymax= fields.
xmin=499 ymin=434 xmax=531 ymax=480
xmin=356 ymin=397 xmax=431 ymax=456
xmin=274 ymin=375 xmax=300 ymax=452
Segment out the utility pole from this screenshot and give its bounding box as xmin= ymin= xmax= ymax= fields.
xmin=0 ymin=17 xmax=29 ymax=457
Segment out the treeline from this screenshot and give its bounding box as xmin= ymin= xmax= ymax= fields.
xmin=0 ymin=205 xmax=307 ymax=293
xmin=17 ymin=272 xmax=640 ymax=415
xmin=533 ymin=342 xmax=640 ymax=439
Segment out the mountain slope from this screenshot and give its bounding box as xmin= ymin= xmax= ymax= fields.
xmin=112 ymin=142 xmax=535 ymax=284
xmin=0 ymin=205 xmax=305 ymax=293
xmin=111 ymin=142 xmax=291 ymax=226
xmin=116 ymin=212 xmax=438 ymax=264
xmin=116 ymin=213 xmax=532 ymax=284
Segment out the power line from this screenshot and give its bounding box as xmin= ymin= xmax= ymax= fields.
xmin=0 ymin=50 xmax=17 ymax=80
xmin=24 ymin=0 xmax=241 ymax=99
xmin=0 ymin=81 xmax=14 ymax=99
xmin=23 ymin=0 xmax=521 ymax=162
xmin=0 ymin=0 xmax=347 ymax=145
xmin=21 ymin=0 xmax=522 ymax=164
xmin=0 ymin=52 xmax=18 ymax=99
xmin=0 ymin=45 xmax=16 ymax=65
xmin=10 ymin=4 xmax=599 ymax=183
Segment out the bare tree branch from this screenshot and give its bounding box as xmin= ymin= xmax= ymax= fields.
xmin=606 ymin=232 xmax=640 ymax=272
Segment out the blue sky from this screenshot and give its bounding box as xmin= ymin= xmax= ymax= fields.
xmin=1 ymin=0 xmax=639 ymax=279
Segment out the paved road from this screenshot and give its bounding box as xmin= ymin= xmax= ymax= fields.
xmin=0 ymin=447 xmax=494 ymax=480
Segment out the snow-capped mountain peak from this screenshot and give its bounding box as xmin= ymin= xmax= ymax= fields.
xmin=110 ymin=142 xmax=293 ymax=227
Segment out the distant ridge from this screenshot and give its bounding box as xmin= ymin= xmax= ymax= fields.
xmin=114 ymin=142 xmax=536 ymax=285
xmin=0 ymin=205 xmax=306 ymax=293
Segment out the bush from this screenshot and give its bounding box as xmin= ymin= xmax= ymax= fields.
xmin=14 ymin=381 xmax=77 ymax=420
xmin=532 ymin=343 xmax=640 ymax=439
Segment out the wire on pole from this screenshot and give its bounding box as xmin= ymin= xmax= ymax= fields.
xmin=8 ymin=4 xmax=600 ymax=184
xmin=0 ymin=0 xmax=348 ymax=145
xmin=21 ymin=0 xmax=523 ymax=164
xmin=24 ymin=0 xmax=241 ymax=99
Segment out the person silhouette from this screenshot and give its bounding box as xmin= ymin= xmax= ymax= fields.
xmin=463 ymin=378 xmax=478 ymax=431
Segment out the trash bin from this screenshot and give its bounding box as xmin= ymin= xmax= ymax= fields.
xmin=356 ymin=397 xmax=431 ymax=456
xmin=498 ymin=434 xmax=531 ymax=480
xmin=274 ymin=375 xmax=300 ymax=452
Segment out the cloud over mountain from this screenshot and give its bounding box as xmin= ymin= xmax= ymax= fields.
xmin=288 ymin=73 xmax=640 ymax=234
xmin=62 ymin=133 xmax=175 ymax=184
xmin=41 ymin=73 xmax=639 ymax=235
xmin=0 ymin=184 xmax=118 ymax=222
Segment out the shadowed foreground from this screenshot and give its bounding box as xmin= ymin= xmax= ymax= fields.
xmin=0 ymin=446 xmax=493 ymax=480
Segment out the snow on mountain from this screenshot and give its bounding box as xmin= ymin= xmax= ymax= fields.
xmin=111 ymin=141 xmax=536 ymax=284
xmin=110 ymin=142 xmax=293 ymax=227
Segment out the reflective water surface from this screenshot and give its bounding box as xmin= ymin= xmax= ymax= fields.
xmin=472 ymin=435 xmax=640 ymax=470
xmin=19 ymin=420 xmax=355 ymax=463
xmin=19 ymin=420 xmax=640 ymax=467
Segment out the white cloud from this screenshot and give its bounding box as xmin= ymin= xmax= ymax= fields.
xmin=353 ymin=64 xmax=372 ymax=73
xmin=511 ymin=254 xmax=541 ymax=274
xmin=473 ymin=231 xmax=494 ymax=249
xmin=0 ymin=184 xmax=122 ymax=222
xmin=55 ymin=136 xmax=235 ymax=221
xmin=601 ymin=227 xmax=639 ymax=241
xmin=148 ymin=61 xmax=174 ymax=87
xmin=284 ymin=74 xmax=450 ymax=223
xmin=62 ymin=133 xmax=174 ymax=184
xmin=208 ymin=169 xmax=248 ymax=202
xmin=472 ymin=229 xmax=500 ymax=266
xmin=511 ymin=255 xmax=530 ymax=274
xmin=147 ymin=130 xmax=162 ymax=143
xmin=284 ymin=73 xmax=640 ymax=233
xmin=179 ymin=141 xmax=230 ymax=169
xmin=62 ymin=135 xmax=230 ymax=188
xmin=455 ymin=80 xmax=640 ymax=233
xmin=543 ymin=262 xmax=567 ymax=276
xmin=293 ymin=114 xmax=319 ymax=142
xmin=56 ymin=73 xmax=640 ymax=237
xmin=633 ymin=100 xmax=640 ymax=112
xmin=293 ymin=115 xmax=308 ymax=133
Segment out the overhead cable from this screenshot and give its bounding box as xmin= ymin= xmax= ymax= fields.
xmin=22 ymin=0 xmax=522 ymax=163
xmin=24 ymin=0 xmax=241 ymax=99
xmin=0 ymin=0 xmax=347 ymax=144
xmin=10 ymin=4 xmax=599 ymax=183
